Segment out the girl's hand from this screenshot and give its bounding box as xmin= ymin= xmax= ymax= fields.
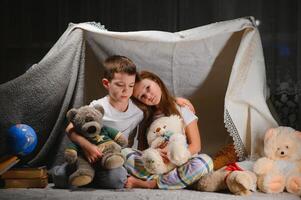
xmin=157 ymin=146 xmax=170 ymax=164
xmin=158 ymin=141 xmax=168 ymax=149
xmin=175 ymin=97 xmax=196 ymax=114
xmin=82 ymin=144 xmax=103 ymax=163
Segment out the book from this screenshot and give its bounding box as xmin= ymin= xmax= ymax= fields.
xmin=4 ymin=176 xmax=48 ymax=188
xmin=0 ymin=156 xmax=20 ymax=176
xmin=1 ymin=166 xmax=47 ymax=179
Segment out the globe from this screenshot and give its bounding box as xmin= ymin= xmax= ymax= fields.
xmin=7 ymin=124 xmax=38 ymax=156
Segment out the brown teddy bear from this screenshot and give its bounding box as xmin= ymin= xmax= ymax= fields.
xmin=253 ymin=126 xmax=301 ymax=195
xmin=64 ymin=105 xmax=128 ymax=187
xmin=197 ymin=161 xmax=257 ymax=195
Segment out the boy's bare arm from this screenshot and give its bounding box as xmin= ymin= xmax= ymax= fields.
xmin=66 ymin=123 xmax=103 ymax=163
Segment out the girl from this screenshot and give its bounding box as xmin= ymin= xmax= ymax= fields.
xmin=123 ymin=70 xmax=213 ymax=189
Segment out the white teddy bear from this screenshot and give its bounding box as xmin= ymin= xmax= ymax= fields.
xmin=142 ymin=115 xmax=191 ymax=174
xmin=253 ymin=126 xmax=301 ymax=195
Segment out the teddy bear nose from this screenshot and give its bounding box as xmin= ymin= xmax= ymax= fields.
xmin=281 ymin=151 xmax=285 ymax=155
xmin=87 ymin=126 xmax=96 ymax=133
xmin=156 ymin=128 xmax=161 ymax=132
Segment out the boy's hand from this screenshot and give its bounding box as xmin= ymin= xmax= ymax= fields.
xmin=66 ymin=127 xmax=103 ymax=163
xmin=175 ymin=97 xmax=195 ymax=114
xmin=83 ymin=144 xmax=103 ymax=163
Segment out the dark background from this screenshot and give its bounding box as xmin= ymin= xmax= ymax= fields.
xmin=1 ymin=0 xmax=300 ymax=129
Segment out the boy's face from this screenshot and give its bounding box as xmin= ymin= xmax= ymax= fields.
xmin=102 ymin=72 xmax=136 ymax=104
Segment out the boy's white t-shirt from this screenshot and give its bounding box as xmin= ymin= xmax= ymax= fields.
xmin=89 ymin=95 xmax=144 ymax=140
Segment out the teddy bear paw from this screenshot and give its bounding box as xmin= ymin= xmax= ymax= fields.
xmin=169 ymin=149 xmax=190 ymax=166
xmin=168 ymin=139 xmax=191 ymax=166
xmin=102 ymin=153 xmax=124 ymax=169
xmin=142 ymin=149 xmax=168 ymax=174
xmin=64 ymin=150 xmax=78 ymax=164
xmin=144 ymin=158 xmax=164 ymax=174
xmin=227 ymin=171 xmax=256 ymax=195
xmin=70 ymin=175 xmax=93 ymax=187
xmin=197 ymin=172 xmax=225 ymax=191
xmin=260 ymin=175 xmax=285 ymax=193
xmin=286 ymin=176 xmax=301 ymax=195
xmin=69 ymin=169 xmax=94 ymax=187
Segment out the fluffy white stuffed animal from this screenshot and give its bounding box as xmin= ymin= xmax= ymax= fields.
xmin=142 ymin=115 xmax=191 ymax=174
xmin=253 ymin=126 xmax=301 ymax=195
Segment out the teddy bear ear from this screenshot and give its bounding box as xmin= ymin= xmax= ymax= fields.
xmin=295 ymin=131 xmax=301 ymax=139
xmin=66 ymin=108 xmax=77 ymax=122
xmin=264 ymin=128 xmax=275 ymax=142
xmin=94 ymin=104 xmax=105 ymax=115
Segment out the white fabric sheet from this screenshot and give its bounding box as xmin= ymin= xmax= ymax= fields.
xmin=64 ymin=17 xmax=278 ymax=160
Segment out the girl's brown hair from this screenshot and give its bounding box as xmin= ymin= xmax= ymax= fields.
xmin=134 ymin=70 xmax=181 ymax=150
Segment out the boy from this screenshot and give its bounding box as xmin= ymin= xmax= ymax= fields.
xmin=52 ymin=55 xmax=143 ymax=189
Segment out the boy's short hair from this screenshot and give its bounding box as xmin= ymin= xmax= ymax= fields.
xmin=103 ymin=55 xmax=137 ymax=81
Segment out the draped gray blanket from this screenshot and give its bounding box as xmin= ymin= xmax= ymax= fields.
xmin=0 ymin=17 xmax=278 ymax=167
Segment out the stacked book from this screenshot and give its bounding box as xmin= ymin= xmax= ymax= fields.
xmin=0 ymin=156 xmax=20 ymax=175
xmin=0 ymin=166 xmax=48 ymax=188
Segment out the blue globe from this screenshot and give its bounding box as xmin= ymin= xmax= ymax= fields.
xmin=8 ymin=124 xmax=38 ymax=156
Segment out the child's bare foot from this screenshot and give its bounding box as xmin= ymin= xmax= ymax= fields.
xmin=125 ymin=176 xmax=157 ymax=189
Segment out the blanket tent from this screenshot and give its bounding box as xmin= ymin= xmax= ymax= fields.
xmin=0 ymin=16 xmax=278 ymax=168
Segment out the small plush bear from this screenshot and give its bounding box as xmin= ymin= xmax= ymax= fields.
xmin=197 ymin=161 xmax=257 ymax=195
xmin=64 ymin=105 xmax=128 ymax=187
xmin=142 ymin=115 xmax=191 ymax=174
xmin=253 ymin=126 xmax=301 ymax=195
